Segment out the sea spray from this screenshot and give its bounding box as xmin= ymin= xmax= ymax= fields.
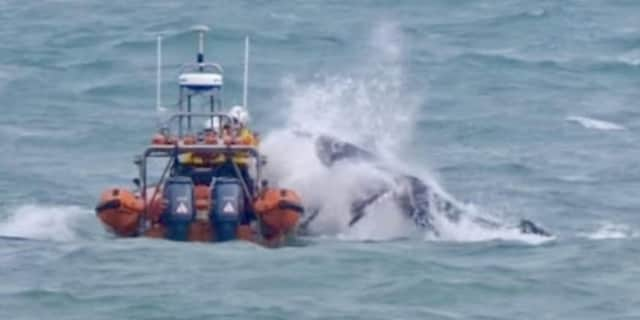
xmin=260 ymin=24 xmax=546 ymax=243
xmin=0 ymin=204 xmax=101 ymax=241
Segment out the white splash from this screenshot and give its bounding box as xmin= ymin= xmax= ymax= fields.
xmin=617 ymin=50 xmax=640 ymax=66
xmin=282 ymin=21 xmax=419 ymax=155
xmin=557 ymin=174 xmax=598 ymax=183
xmin=260 ymin=23 xmax=424 ymax=240
xmin=566 ymin=116 xmax=626 ymax=131
xmin=260 ymin=23 xmax=547 ymax=244
xmin=430 ymin=210 xmax=553 ymax=245
xmin=581 ymin=222 xmax=637 ymax=240
xmin=337 ymin=191 xmax=420 ymax=241
xmin=261 ymin=130 xmax=399 ymax=236
xmin=0 ymin=204 xmax=92 ymax=241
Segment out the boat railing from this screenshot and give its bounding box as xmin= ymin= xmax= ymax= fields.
xmin=163 ymin=111 xmax=232 ymax=138
xmin=143 ymin=144 xmax=259 ymax=158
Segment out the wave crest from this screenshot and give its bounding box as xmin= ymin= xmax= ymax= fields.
xmin=566 ymin=116 xmax=626 ymax=131
xmin=0 ymin=204 xmax=97 ymax=241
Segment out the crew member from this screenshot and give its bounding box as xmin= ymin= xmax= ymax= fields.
xmin=178 ymin=118 xmax=225 ymax=184
xmin=225 ymin=106 xmax=257 ymax=194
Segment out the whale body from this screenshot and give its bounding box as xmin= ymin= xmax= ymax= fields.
xmin=304 ymin=134 xmax=551 ymax=237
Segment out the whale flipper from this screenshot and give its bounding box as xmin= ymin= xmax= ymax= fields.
xmin=350 ymin=188 xmax=392 ymax=227
xmin=315 ymin=135 xmax=377 ymax=167
xmin=518 ymin=219 xmax=550 ymax=237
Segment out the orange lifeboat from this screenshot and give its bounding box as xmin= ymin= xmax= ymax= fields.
xmin=95 ymin=26 xmax=306 ymax=248
xmin=253 ymin=188 xmax=303 ymax=245
xmin=236 ymin=224 xmax=256 ymax=242
xmin=143 ymin=223 xmax=167 ymax=238
xmin=188 ymin=185 xmax=214 ymax=242
xmin=193 ymin=185 xmax=211 ymax=215
xmin=188 ymin=221 xmax=214 ymax=242
xmin=96 ymin=188 xmax=144 ymax=237
xmin=144 ymin=187 xmax=165 ymax=223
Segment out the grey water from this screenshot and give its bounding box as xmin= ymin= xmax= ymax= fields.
xmin=1 ymin=1 xmax=639 ymax=319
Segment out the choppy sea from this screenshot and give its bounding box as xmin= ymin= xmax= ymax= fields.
xmin=1 ymin=1 xmax=640 ymax=319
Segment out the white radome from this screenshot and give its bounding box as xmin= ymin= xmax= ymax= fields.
xmin=178 ymin=73 xmax=223 ymax=89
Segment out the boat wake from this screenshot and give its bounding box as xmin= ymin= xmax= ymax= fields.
xmin=0 ymin=204 xmax=100 ymax=242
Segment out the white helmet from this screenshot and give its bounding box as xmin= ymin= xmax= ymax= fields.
xmin=229 ymin=105 xmax=250 ymax=126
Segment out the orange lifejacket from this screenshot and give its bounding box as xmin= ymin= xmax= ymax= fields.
xmin=231 ymin=127 xmax=257 ymax=166
xmin=181 ymin=152 xmax=225 ymax=167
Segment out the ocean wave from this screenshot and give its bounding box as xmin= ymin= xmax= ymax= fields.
xmin=448 ymin=50 xmax=640 ymax=75
xmin=451 ymin=51 xmax=566 ymax=70
xmin=428 ymin=7 xmax=551 ymax=32
xmin=566 ymin=116 xmax=626 ymax=131
xmin=426 ymin=206 xmax=554 ymax=245
xmin=0 ymin=204 xmax=97 ymax=241
xmin=580 ymin=222 xmax=637 ymax=240
xmin=480 ymin=8 xmax=550 ymax=27
xmin=555 ymin=174 xmax=599 ymax=184
xmin=617 ymin=54 xmax=640 ymax=66
xmin=0 ymin=64 xmax=33 ymax=92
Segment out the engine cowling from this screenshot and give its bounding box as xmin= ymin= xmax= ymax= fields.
xmin=162 ymin=176 xmax=195 ymax=241
xmin=211 ymin=178 xmax=245 ymax=242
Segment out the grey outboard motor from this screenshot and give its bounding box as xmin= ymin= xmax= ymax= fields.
xmin=163 ymin=176 xmax=195 ymax=241
xmin=211 ymin=178 xmax=244 ymax=241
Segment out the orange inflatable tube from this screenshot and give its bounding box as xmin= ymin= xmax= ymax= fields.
xmin=96 ymin=188 xmax=144 ymax=237
xmin=253 ymin=188 xmax=303 ymax=242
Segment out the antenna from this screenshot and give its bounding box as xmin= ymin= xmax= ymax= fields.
xmin=243 ymin=35 xmax=250 ymax=109
xmin=156 ymin=35 xmax=162 ymax=112
xmin=191 ymin=25 xmax=210 ymax=64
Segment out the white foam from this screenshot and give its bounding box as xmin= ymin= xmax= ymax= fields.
xmin=557 ymin=174 xmax=598 ymax=183
xmin=0 ymin=64 xmax=19 ymax=92
xmin=281 ymin=21 xmax=419 ymax=155
xmin=430 ymin=212 xmax=554 ymax=245
xmin=260 ymin=22 xmax=424 ymax=240
xmin=261 ymin=131 xmax=399 ymax=237
xmin=581 ymin=222 xmax=637 ymax=240
xmin=566 ymin=116 xmax=626 ymax=131
xmin=261 ymin=129 xmax=550 ymax=244
xmin=0 ymin=204 xmax=91 ymax=241
xmin=617 ymin=51 xmax=640 ymax=66
xmin=337 ymin=193 xmax=420 ymax=241
xmin=260 ymin=23 xmax=547 ymax=244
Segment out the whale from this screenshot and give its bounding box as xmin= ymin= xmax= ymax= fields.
xmin=301 ymin=134 xmax=551 ymax=237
